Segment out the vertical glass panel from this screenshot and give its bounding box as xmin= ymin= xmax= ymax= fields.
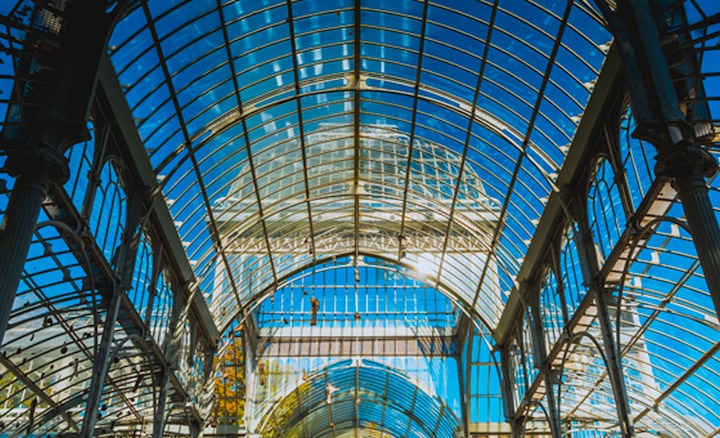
xmin=64 ymin=121 xmax=94 ymax=213
xmin=509 ymin=337 xmax=526 ymax=408
xmin=540 ymin=267 xmax=565 ymax=350
xmin=588 ymin=157 xmax=626 ymax=261
xmin=214 ymin=324 xmax=245 ymax=427
xmin=560 ymin=225 xmax=586 ymax=314
xmin=149 ymin=269 xmax=173 ymax=347
xmin=89 ymin=159 xmax=127 ymax=266
xmin=129 ymin=231 xmax=153 ymax=319
xmin=619 ymin=110 xmax=655 ymax=210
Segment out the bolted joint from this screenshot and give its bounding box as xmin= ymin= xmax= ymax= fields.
xmin=545 ymin=367 xmax=559 ymax=386
xmin=654 ymin=140 xmax=717 ymax=183
xmin=5 ymin=143 xmax=70 ymax=184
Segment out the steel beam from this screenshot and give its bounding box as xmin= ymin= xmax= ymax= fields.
xmin=96 ymin=54 xmax=220 ymax=343
xmin=80 ymin=187 xmax=144 ymax=436
xmin=494 ymin=44 xmax=623 ymax=345
xmin=597 ymin=0 xmax=720 ymax=322
xmin=526 ymin=282 xmax=561 ymax=438
xmin=257 ymin=335 xmax=457 ymax=358
xmin=569 ymin=188 xmax=634 ymax=437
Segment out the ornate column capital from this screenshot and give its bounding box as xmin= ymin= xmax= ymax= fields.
xmin=5 ymin=142 xmax=70 ymax=183
xmin=654 ymin=140 xmax=718 ymax=184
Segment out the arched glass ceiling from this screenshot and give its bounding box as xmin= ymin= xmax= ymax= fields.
xmin=258 ymin=359 xmax=461 ymax=438
xmin=253 ymin=257 xmax=461 ymax=337
xmin=107 ymin=0 xmax=611 ymax=329
xmin=245 ymin=259 xmax=468 ymax=434
xmin=0 ymin=0 xmax=719 ymax=437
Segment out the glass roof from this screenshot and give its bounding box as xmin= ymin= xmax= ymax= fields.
xmin=257 ymin=359 xmax=460 ymax=438
xmin=107 ymin=0 xmax=610 ymax=331
xmin=254 ymin=257 xmax=461 ymax=335
xmin=1 ymin=0 xmax=719 ymax=437
xmin=241 ymin=259 xmax=463 ymax=436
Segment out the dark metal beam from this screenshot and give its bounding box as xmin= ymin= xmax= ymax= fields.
xmin=597 ymin=0 xmax=720 ymax=323
xmin=494 ymin=44 xmax=624 ymax=346
xmin=96 ymin=54 xmax=219 ymax=344
xmin=0 ymin=0 xmax=118 ymax=344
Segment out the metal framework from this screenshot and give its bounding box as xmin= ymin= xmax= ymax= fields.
xmin=0 ymin=1 xmax=718 ymax=437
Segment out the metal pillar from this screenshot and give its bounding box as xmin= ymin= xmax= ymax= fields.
xmin=189 ymin=417 xmax=203 ymax=438
xmin=594 ymin=284 xmax=635 ymax=437
xmin=499 ymin=345 xmax=521 ymax=438
xmin=80 ymin=281 xmax=124 ymax=437
xmin=153 ymin=283 xmax=188 ymax=438
xmin=0 ymin=155 xmax=65 ymax=342
xmin=568 ymin=189 xmax=634 ymax=437
xmin=153 ymin=368 xmax=171 ymax=438
xmin=458 ymin=318 xmax=470 ymax=438
xmin=596 ymin=0 xmax=720 ymax=322
xmin=0 ymin=0 xmax=125 ymax=343
xmin=80 ymin=190 xmax=143 ymax=436
xmin=656 ymin=144 xmax=720 ymax=317
xmin=525 ymin=282 xmax=561 ymax=438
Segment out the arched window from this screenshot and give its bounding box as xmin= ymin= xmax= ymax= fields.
xmin=64 ymin=121 xmax=95 ymax=212
xmin=149 ymin=268 xmax=173 ymax=347
xmin=467 ymin=327 xmax=503 ymax=425
xmin=559 ymin=225 xmax=586 ymax=314
xmin=619 ymin=109 xmax=655 ymax=209
xmin=129 ymin=231 xmax=152 ymax=319
xmin=522 ymin=309 xmax=539 ymax=386
xmin=89 ymin=158 xmax=126 ymax=266
xmin=588 ymin=157 xmax=625 ymax=261
xmin=177 ymin=317 xmax=202 ymax=395
xmin=509 ymin=337 xmax=526 ymax=408
xmin=539 ymin=266 xmax=564 ymax=349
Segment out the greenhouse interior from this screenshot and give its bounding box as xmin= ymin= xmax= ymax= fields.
xmin=0 ymin=0 xmax=719 ymax=437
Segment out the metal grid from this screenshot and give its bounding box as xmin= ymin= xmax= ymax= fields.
xmin=105 ymin=0 xmax=608 ymax=333
xmin=0 ymin=0 xmax=718 ymax=437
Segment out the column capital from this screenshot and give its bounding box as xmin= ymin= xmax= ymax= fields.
xmin=654 ymin=140 xmax=718 ymax=183
xmin=5 ymin=142 xmax=70 ymax=183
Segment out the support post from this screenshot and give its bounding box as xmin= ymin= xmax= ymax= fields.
xmin=0 ymin=0 xmax=124 ymax=343
xmin=458 ymin=319 xmax=470 ymax=438
xmin=526 ymin=282 xmax=562 ymax=438
xmin=245 ymin=318 xmax=259 ymax=433
xmin=80 ymin=189 xmax=143 ymax=437
xmin=655 ymin=144 xmax=720 ymax=319
xmin=154 ymin=282 xmax=188 ymax=438
xmin=596 ymin=0 xmax=720 ymax=321
xmin=594 ymin=283 xmax=634 ymax=437
xmin=499 ymin=345 xmax=520 ymax=438
xmin=153 ymin=368 xmax=171 ymax=438
xmin=190 ymin=417 xmax=203 ymax=438
xmin=80 ymin=279 xmax=124 ymax=437
xmin=568 ymin=188 xmax=634 ymax=437
xmin=0 ymin=153 xmax=65 ymax=342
